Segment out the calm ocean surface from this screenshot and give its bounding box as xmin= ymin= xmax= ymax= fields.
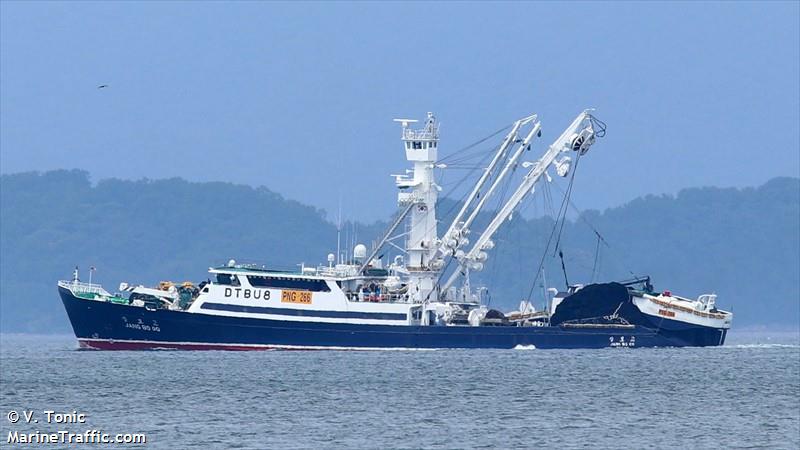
xmin=1 ymin=332 xmax=798 ymax=449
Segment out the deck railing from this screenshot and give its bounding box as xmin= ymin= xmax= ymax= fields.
xmin=403 ymin=127 xmax=439 ymax=141
xmin=58 ymin=280 xmax=107 ymax=295
xmin=345 ymin=292 xmax=409 ymax=304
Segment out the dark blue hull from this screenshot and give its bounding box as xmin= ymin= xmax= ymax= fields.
xmin=59 ymin=287 xmax=728 ymax=350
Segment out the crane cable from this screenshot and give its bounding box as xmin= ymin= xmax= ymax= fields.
xmin=437 ymin=123 xmax=514 ymax=164
xmin=552 ymin=150 xmax=583 ymax=257
xmin=524 ymin=141 xmax=587 ymax=301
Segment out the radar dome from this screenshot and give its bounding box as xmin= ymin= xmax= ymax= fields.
xmin=353 ymin=244 xmax=367 ymax=260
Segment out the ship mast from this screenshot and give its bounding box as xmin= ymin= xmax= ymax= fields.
xmin=392 ymin=113 xmax=441 ymax=302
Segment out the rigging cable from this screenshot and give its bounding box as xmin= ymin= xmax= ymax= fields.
xmin=558 ymin=250 xmax=569 ymax=287
xmin=437 ymin=123 xmax=514 ymax=164
xmin=590 ymin=233 xmax=602 ymax=283
xmin=548 ymin=181 xmax=643 ymax=280
xmin=552 ymin=149 xmax=583 ymax=256
xmin=548 ymin=180 xmax=609 ymax=248
xmin=524 ymin=186 xmax=565 ymax=302
xmin=483 ymin=155 xmax=524 ymax=303
xmin=524 ymin=150 xmax=585 ymax=301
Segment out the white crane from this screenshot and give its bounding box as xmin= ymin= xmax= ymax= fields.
xmin=437 ymin=115 xmax=536 ymax=256
xmin=436 ymin=115 xmax=541 ymax=261
xmin=440 ymin=110 xmax=603 ymax=296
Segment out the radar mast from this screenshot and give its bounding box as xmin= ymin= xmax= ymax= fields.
xmin=393 ymin=113 xmax=441 ymax=302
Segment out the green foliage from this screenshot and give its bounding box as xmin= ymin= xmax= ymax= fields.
xmin=1 ymin=171 xmax=797 ymax=333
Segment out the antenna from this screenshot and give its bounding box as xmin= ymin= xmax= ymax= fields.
xmin=337 ymin=195 xmax=342 ymax=265
xmin=350 ymin=221 xmax=355 ymax=263
xmin=393 ymin=118 xmax=419 ymax=127
xmin=393 ymin=118 xmax=419 ymax=138
xmin=344 ymin=214 xmax=349 ymax=264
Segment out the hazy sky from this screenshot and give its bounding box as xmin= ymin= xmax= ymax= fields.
xmin=1 ymin=1 xmax=798 ymax=222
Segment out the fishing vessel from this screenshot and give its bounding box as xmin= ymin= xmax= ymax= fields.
xmin=58 ymin=110 xmax=732 ymax=349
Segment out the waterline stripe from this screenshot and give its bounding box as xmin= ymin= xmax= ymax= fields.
xmin=200 ymin=302 xmax=408 ymax=321
xmin=77 ymin=338 xmax=437 ymax=351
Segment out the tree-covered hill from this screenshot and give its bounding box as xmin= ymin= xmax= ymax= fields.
xmin=1 ymin=170 xmax=797 ymax=333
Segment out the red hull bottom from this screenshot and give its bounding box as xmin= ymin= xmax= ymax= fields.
xmin=78 ymin=338 xmax=281 ymax=351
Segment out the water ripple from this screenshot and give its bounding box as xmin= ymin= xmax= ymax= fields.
xmin=1 ymin=333 xmax=798 ymax=449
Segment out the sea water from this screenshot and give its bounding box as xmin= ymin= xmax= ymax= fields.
xmin=1 ymin=332 xmax=798 ymax=449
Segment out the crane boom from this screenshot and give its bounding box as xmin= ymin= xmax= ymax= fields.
xmin=440 ymin=111 xmax=601 ymax=294
xmin=461 ymin=120 xmax=541 ymax=233
xmin=437 ymin=115 xmax=536 ymax=258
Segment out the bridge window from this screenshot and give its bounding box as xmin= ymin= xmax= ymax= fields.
xmin=216 ymin=273 xmax=240 ymax=286
xmin=413 ymin=141 xmax=422 ymax=150
xmin=247 ymin=276 xmax=330 ymax=292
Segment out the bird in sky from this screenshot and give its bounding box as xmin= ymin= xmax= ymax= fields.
xmin=97 ymin=84 xmax=108 ymax=89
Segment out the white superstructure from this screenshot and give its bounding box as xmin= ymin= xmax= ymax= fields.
xmin=393 ymin=113 xmax=441 ymax=303
xmin=96 ymin=110 xmax=610 ymax=324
